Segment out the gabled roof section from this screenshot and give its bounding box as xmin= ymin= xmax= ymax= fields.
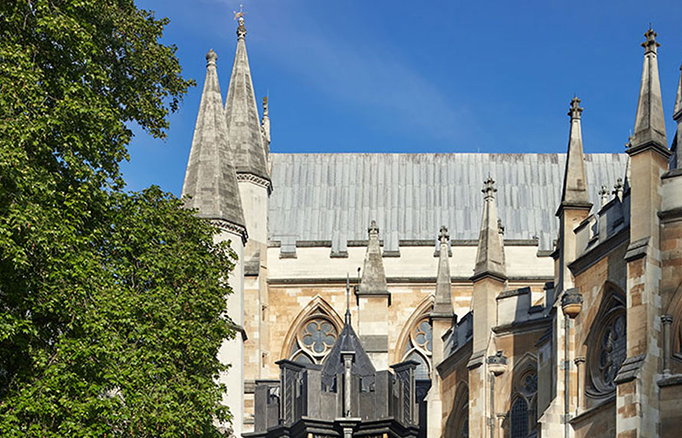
xmin=182 ymin=50 xmax=246 ymax=237
xmin=431 ymin=226 xmax=454 ymax=318
xmin=268 ymin=153 xmax=628 ymax=252
xmin=558 ymin=97 xmax=591 ymax=214
xmin=628 ymin=28 xmax=668 ymax=156
xmin=320 ymin=312 xmax=376 ymax=389
xmin=472 ymin=177 xmax=506 ymax=282
xmin=358 ymin=221 xmax=388 ymax=295
xmin=224 ymin=18 xmax=270 ymax=183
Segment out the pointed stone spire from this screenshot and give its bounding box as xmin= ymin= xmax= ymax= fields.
xmin=224 ymin=16 xmax=271 ymax=184
xmin=673 ymin=65 xmax=682 ymax=123
xmin=628 ymin=28 xmax=668 ymax=156
xmin=182 ymin=50 xmax=246 ymax=239
xmin=472 ymin=177 xmax=506 ymax=282
xmin=359 ymin=221 xmax=388 ymax=294
xmin=673 ymin=63 xmax=682 ymax=169
xmin=431 ymin=226 xmax=454 ymax=319
xmin=320 ymin=309 xmax=376 ymax=392
xmin=558 ymin=97 xmax=591 ymax=214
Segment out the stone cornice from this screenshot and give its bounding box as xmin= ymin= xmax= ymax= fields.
xmin=237 ymin=172 xmax=273 ymax=194
xmin=210 ymin=219 xmax=248 ymax=245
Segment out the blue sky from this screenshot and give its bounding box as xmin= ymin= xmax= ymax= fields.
xmin=123 ymin=0 xmax=682 ymax=195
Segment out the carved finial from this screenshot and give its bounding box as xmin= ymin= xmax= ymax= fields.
xmin=234 ymin=5 xmax=247 ymax=40
xmin=482 ymin=176 xmax=497 ymax=200
xmin=642 ymin=28 xmax=660 ymax=55
xmin=262 ymin=96 xmax=269 ymax=117
xmin=613 ymin=178 xmax=624 ymax=201
xmin=625 ymin=134 xmax=634 ymax=149
xmin=368 ymin=220 xmax=379 ymax=235
xmin=598 ymin=185 xmax=609 ymax=206
xmin=439 ymin=225 xmax=449 ymax=244
xmin=568 ymin=96 xmax=583 ymax=120
xmin=205 ymin=49 xmax=217 ymax=66
xmin=497 ymin=218 xmax=505 ymax=235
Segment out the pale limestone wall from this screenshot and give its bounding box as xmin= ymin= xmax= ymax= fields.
xmin=267 ymin=245 xmax=552 ymax=282
xmin=215 ymin=230 xmax=245 ymax=437
xmin=238 ymin=181 xmax=268 ymax=247
xmin=572 ymin=401 xmax=617 ymax=438
xmin=660 ymin=382 xmax=682 ymax=438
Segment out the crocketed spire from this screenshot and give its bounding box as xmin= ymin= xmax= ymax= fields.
xmin=472 ymin=177 xmax=506 ymax=282
xmin=431 ymin=226 xmax=454 ymax=318
xmin=359 ymin=221 xmax=388 ymax=295
xmin=182 ymin=50 xmax=246 ymax=239
xmin=224 ymin=17 xmax=271 ymax=183
xmin=558 ymin=97 xmax=591 ymax=214
xmin=628 ymin=28 xmax=668 ymax=156
xmin=673 ymin=63 xmax=682 ymax=169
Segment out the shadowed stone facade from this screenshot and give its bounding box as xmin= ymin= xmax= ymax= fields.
xmin=182 ymin=19 xmax=682 ymax=438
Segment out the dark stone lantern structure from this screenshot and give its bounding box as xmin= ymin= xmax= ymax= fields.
xmin=247 ymin=311 xmax=421 ymax=438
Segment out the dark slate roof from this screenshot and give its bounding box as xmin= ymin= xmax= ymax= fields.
xmin=268 ymin=153 xmax=628 ymax=252
xmin=182 ymin=50 xmax=245 ymax=230
xmin=321 ymin=315 xmax=376 ymax=389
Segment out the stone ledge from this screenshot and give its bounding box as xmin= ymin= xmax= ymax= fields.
xmin=614 ymin=354 xmax=646 ymax=384
xmin=657 ymin=374 xmax=682 ymax=387
xmin=624 ymin=237 xmax=649 ymax=262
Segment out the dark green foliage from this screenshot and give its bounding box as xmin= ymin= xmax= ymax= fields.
xmin=0 ymin=1 xmax=235 ymax=436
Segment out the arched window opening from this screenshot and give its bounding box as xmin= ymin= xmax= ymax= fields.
xmin=510 ymin=397 xmax=529 ymax=438
xmin=586 ymin=288 xmax=626 ymax=400
xmin=287 ymin=303 xmax=342 ymax=365
xmin=509 ymin=365 xmax=537 ymax=438
xmin=401 ymin=316 xmax=433 ymax=379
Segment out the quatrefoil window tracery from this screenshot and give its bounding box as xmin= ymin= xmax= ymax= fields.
xmin=300 ymin=320 xmax=337 ymax=355
xmin=290 ymin=314 xmax=340 ymax=365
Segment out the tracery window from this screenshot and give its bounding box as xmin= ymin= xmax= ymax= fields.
xmin=586 ymin=291 xmax=626 ymax=399
xmin=289 ymin=310 xmax=340 ymax=365
xmin=510 ymin=369 xmax=538 ymax=438
xmin=401 ymin=317 xmax=433 ymax=380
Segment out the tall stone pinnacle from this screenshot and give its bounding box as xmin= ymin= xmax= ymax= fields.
xmin=472 ymin=178 xmax=507 ymax=282
xmin=224 ymin=17 xmax=271 ymax=184
xmin=182 ymin=50 xmax=246 ymax=239
xmin=628 ymin=28 xmax=668 ymax=156
xmin=359 ymin=221 xmax=388 ymax=295
xmin=558 ymin=97 xmax=591 ymax=214
xmin=674 ymin=63 xmax=682 ymax=168
xmin=431 ymin=226 xmax=454 ymax=319
xmin=673 ymin=65 xmax=682 ymax=123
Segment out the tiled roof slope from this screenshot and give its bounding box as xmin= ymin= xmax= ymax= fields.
xmin=268 ymin=153 xmax=628 ymax=252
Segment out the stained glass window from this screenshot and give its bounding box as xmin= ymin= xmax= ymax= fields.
xmin=588 ymin=303 xmax=627 ymax=398
xmin=511 ymin=397 xmax=529 ymax=438
xmin=401 ymin=316 xmax=433 ymax=379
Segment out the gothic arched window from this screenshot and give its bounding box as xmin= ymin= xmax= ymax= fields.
xmin=586 ymin=288 xmax=626 ymax=399
xmin=510 ymin=367 xmax=538 ymax=438
xmin=401 ymin=316 xmax=433 ymax=380
xmin=287 ymin=303 xmax=342 ymax=365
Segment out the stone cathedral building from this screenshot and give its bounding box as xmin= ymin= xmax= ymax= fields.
xmin=182 ymin=16 xmax=682 ymax=438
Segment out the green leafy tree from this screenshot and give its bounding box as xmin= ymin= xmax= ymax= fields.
xmin=0 ymin=1 xmax=235 ymax=436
